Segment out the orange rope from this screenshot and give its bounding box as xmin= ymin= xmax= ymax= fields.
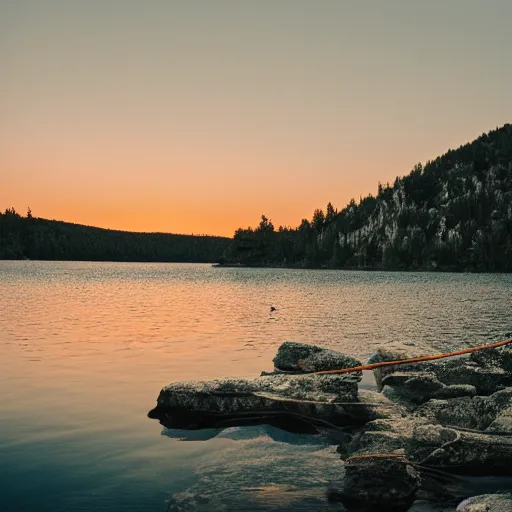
xmin=310 ymin=337 xmax=512 ymax=375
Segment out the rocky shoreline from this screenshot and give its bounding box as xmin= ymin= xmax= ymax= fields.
xmin=148 ymin=341 xmax=512 ymax=511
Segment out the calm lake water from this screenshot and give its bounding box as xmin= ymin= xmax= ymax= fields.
xmin=1 ymin=261 xmax=512 ymax=512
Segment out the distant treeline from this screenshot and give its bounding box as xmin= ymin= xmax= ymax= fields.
xmin=224 ymin=124 xmax=512 ymax=272
xmin=0 ymin=211 xmax=230 ymax=262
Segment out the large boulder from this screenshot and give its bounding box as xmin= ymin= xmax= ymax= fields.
xmin=147 ymin=373 xmax=376 ymax=430
xmin=272 ymin=341 xmax=362 ymax=374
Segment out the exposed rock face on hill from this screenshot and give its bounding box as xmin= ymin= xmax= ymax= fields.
xmin=226 ymin=124 xmax=512 ymax=272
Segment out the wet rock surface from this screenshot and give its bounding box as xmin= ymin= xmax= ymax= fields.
xmin=149 ymin=340 xmax=512 ymax=511
xmin=456 ymin=493 xmax=512 ymax=511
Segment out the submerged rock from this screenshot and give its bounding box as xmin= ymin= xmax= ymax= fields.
xmin=456 ymin=493 xmax=512 ymax=511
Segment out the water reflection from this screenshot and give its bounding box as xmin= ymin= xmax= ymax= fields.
xmin=165 ymin=427 xmax=344 ymax=512
xmin=161 ymin=424 xmax=340 ymax=445
xmin=1 ymin=262 xmax=512 ymax=512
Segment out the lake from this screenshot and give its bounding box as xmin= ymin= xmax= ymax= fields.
xmin=1 ymin=261 xmax=511 ymax=512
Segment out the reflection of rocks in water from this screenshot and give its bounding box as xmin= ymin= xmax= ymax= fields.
xmin=162 ymin=424 xmax=338 ymax=446
xmin=167 ymin=434 xmax=343 ymax=511
xmin=153 ymin=408 xmax=332 ymax=434
xmin=161 ymin=427 xmax=223 ymax=442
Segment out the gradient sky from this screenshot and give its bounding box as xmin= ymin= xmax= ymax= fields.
xmin=2 ymin=1 xmax=512 ymax=236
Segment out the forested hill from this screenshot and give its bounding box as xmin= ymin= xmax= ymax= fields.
xmin=225 ymin=124 xmax=512 ymax=272
xmin=0 ymin=212 xmax=230 ymax=262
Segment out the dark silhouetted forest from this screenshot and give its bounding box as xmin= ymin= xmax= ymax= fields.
xmin=225 ymin=124 xmax=512 ymax=272
xmin=0 ymin=211 xmax=230 ymax=262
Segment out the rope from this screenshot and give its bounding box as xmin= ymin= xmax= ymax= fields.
xmin=346 ymin=454 xmax=408 ymax=463
xmin=417 ymin=428 xmax=462 ymax=466
xmin=308 ymin=337 xmax=512 ymax=376
xmin=251 ymin=391 xmax=396 ymax=407
xmin=444 ymin=424 xmax=512 ymax=437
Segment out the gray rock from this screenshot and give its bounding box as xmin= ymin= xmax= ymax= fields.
xmin=341 ymin=413 xmax=431 ymax=464
xmin=378 ymin=360 xmax=512 ymax=403
xmin=371 ymin=345 xmax=413 ymax=391
xmin=430 ymin=362 xmax=512 ymax=396
xmin=382 ymin=385 xmax=418 ymax=413
xmin=456 ymin=493 xmax=512 ymax=511
xmin=432 ymin=385 xmax=477 ymax=400
xmin=148 ymin=373 xmax=375 ymax=430
xmin=408 ymin=423 xmax=512 ymax=474
xmin=471 ymin=345 xmax=512 ymax=374
xmin=385 ymin=373 xmax=445 ymax=404
xmin=372 ymin=342 xmax=512 ymax=396
xmin=328 ymin=456 xmax=420 ymax=511
xmin=345 ymin=389 xmax=404 ymax=432
xmin=149 ymin=340 xmax=512 ymax=510
xmin=337 ymin=391 xmax=423 ymax=462
xmin=486 ymin=404 xmax=512 ymax=433
xmin=272 ymin=341 xmax=362 ymax=374
xmin=414 ymin=388 xmax=512 ymax=431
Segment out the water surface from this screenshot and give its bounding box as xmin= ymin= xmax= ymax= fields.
xmin=1 ymin=261 xmax=511 ymax=511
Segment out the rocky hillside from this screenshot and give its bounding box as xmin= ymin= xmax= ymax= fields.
xmin=226 ymin=124 xmax=512 ymax=271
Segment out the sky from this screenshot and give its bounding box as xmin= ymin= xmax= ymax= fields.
xmin=1 ymin=1 xmax=512 ymax=237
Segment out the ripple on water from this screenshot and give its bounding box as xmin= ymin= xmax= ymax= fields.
xmin=1 ymin=262 xmax=511 ymax=512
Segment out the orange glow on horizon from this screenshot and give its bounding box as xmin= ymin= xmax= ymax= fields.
xmin=2 ymin=2 xmax=511 ymax=237
xmin=0 ymin=128 xmax=505 ymax=238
